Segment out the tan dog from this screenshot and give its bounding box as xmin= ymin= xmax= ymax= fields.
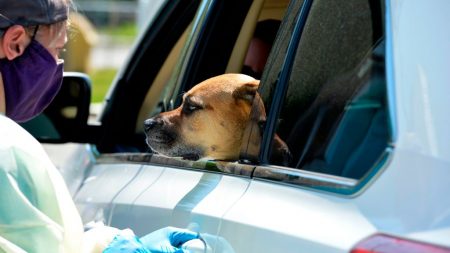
xmin=144 ymin=73 xmax=291 ymax=164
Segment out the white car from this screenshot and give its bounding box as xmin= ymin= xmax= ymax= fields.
xmin=25 ymin=0 xmax=450 ymax=252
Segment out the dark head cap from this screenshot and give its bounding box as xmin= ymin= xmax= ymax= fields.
xmin=0 ymin=0 xmax=69 ymax=36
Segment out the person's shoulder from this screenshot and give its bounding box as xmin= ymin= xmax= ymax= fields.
xmin=0 ymin=114 xmax=46 ymax=157
xmin=0 ymin=114 xmax=37 ymax=144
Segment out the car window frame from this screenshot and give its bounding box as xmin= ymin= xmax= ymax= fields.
xmin=259 ymin=0 xmax=313 ymax=165
xmin=240 ymin=0 xmax=396 ymax=196
xmin=92 ymin=0 xmax=397 ymax=196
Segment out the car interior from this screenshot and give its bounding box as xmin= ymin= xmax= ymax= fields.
xmin=256 ymin=0 xmax=389 ymax=179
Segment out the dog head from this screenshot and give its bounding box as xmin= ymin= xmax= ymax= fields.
xmin=144 ymin=73 xmax=291 ymax=164
xmin=144 ymin=74 xmax=259 ymax=160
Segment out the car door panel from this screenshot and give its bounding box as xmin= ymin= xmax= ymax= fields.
xmin=218 ymin=180 xmax=376 ymax=252
xmin=43 ymin=143 xmax=96 ymax=196
xmin=74 ymin=163 xmax=143 ymax=224
xmin=69 ymin=155 xmax=255 ymax=252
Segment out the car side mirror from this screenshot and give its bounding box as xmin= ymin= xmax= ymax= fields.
xmin=21 ymin=72 xmax=92 ymax=143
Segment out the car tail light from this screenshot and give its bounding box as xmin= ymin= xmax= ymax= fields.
xmin=350 ymin=233 xmax=450 ymax=253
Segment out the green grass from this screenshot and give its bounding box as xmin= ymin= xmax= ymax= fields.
xmin=89 ymin=68 xmax=118 ymax=102
xmin=82 ymin=23 xmax=138 ymax=102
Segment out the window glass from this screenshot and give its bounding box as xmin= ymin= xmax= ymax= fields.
xmin=259 ymin=0 xmax=303 ymax=104
xmin=248 ymin=0 xmax=389 ymax=179
xmin=239 ymin=0 xmax=304 ymax=164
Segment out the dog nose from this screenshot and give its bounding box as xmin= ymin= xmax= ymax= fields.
xmin=144 ymin=118 xmax=162 ymax=132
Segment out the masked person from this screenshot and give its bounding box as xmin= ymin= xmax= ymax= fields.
xmin=0 ymin=0 xmax=197 ymax=252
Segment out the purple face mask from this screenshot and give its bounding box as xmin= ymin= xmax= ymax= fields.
xmin=0 ymin=39 xmax=63 ymax=122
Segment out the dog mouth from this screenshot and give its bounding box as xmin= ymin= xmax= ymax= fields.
xmin=145 ymin=133 xmax=204 ymax=160
xmin=144 ymin=122 xmax=204 ymax=160
xmin=145 ymin=131 xmax=175 ymax=146
xmin=147 ymin=134 xmax=173 ymax=144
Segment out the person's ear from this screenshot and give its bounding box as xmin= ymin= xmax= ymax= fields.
xmin=1 ymin=25 xmax=30 ymax=60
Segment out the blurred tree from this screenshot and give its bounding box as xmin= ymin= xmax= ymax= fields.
xmin=62 ymin=12 xmax=99 ymax=73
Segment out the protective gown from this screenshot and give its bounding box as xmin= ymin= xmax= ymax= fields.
xmin=0 ymin=115 xmax=84 ymax=253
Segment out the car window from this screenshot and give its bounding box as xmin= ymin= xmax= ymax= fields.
xmin=242 ymin=0 xmax=390 ymax=182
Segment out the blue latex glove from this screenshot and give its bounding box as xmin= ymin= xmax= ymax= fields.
xmin=140 ymin=226 xmax=199 ymax=253
xmin=103 ymin=229 xmax=150 ymax=253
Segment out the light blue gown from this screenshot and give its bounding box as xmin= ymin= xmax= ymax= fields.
xmin=0 ymin=115 xmax=84 ymax=252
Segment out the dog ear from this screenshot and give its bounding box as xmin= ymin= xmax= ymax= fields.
xmin=232 ymin=80 xmax=260 ymax=104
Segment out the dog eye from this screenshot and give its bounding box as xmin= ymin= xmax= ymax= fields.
xmin=188 ymin=105 xmax=198 ymax=111
xmin=183 ymin=103 xmax=202 ymax=115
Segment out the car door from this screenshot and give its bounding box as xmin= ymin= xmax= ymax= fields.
xmin=214 ymin=0 xmax=392 ymax=252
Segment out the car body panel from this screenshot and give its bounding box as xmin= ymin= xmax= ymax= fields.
xmin=219 ymin=180 xmax=377 ymax=252
xmin=356 ymin=149 xmax=450 ymax=243
xmin=43 ymin=143 xmax=96 ymax=195
xmin=74 ymin=161 xmax=252 ymax=240
xmin=391 ymin=0 xmax=450 ymax=161
xmin=75 ymin=163 xmax=142 ymax=222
